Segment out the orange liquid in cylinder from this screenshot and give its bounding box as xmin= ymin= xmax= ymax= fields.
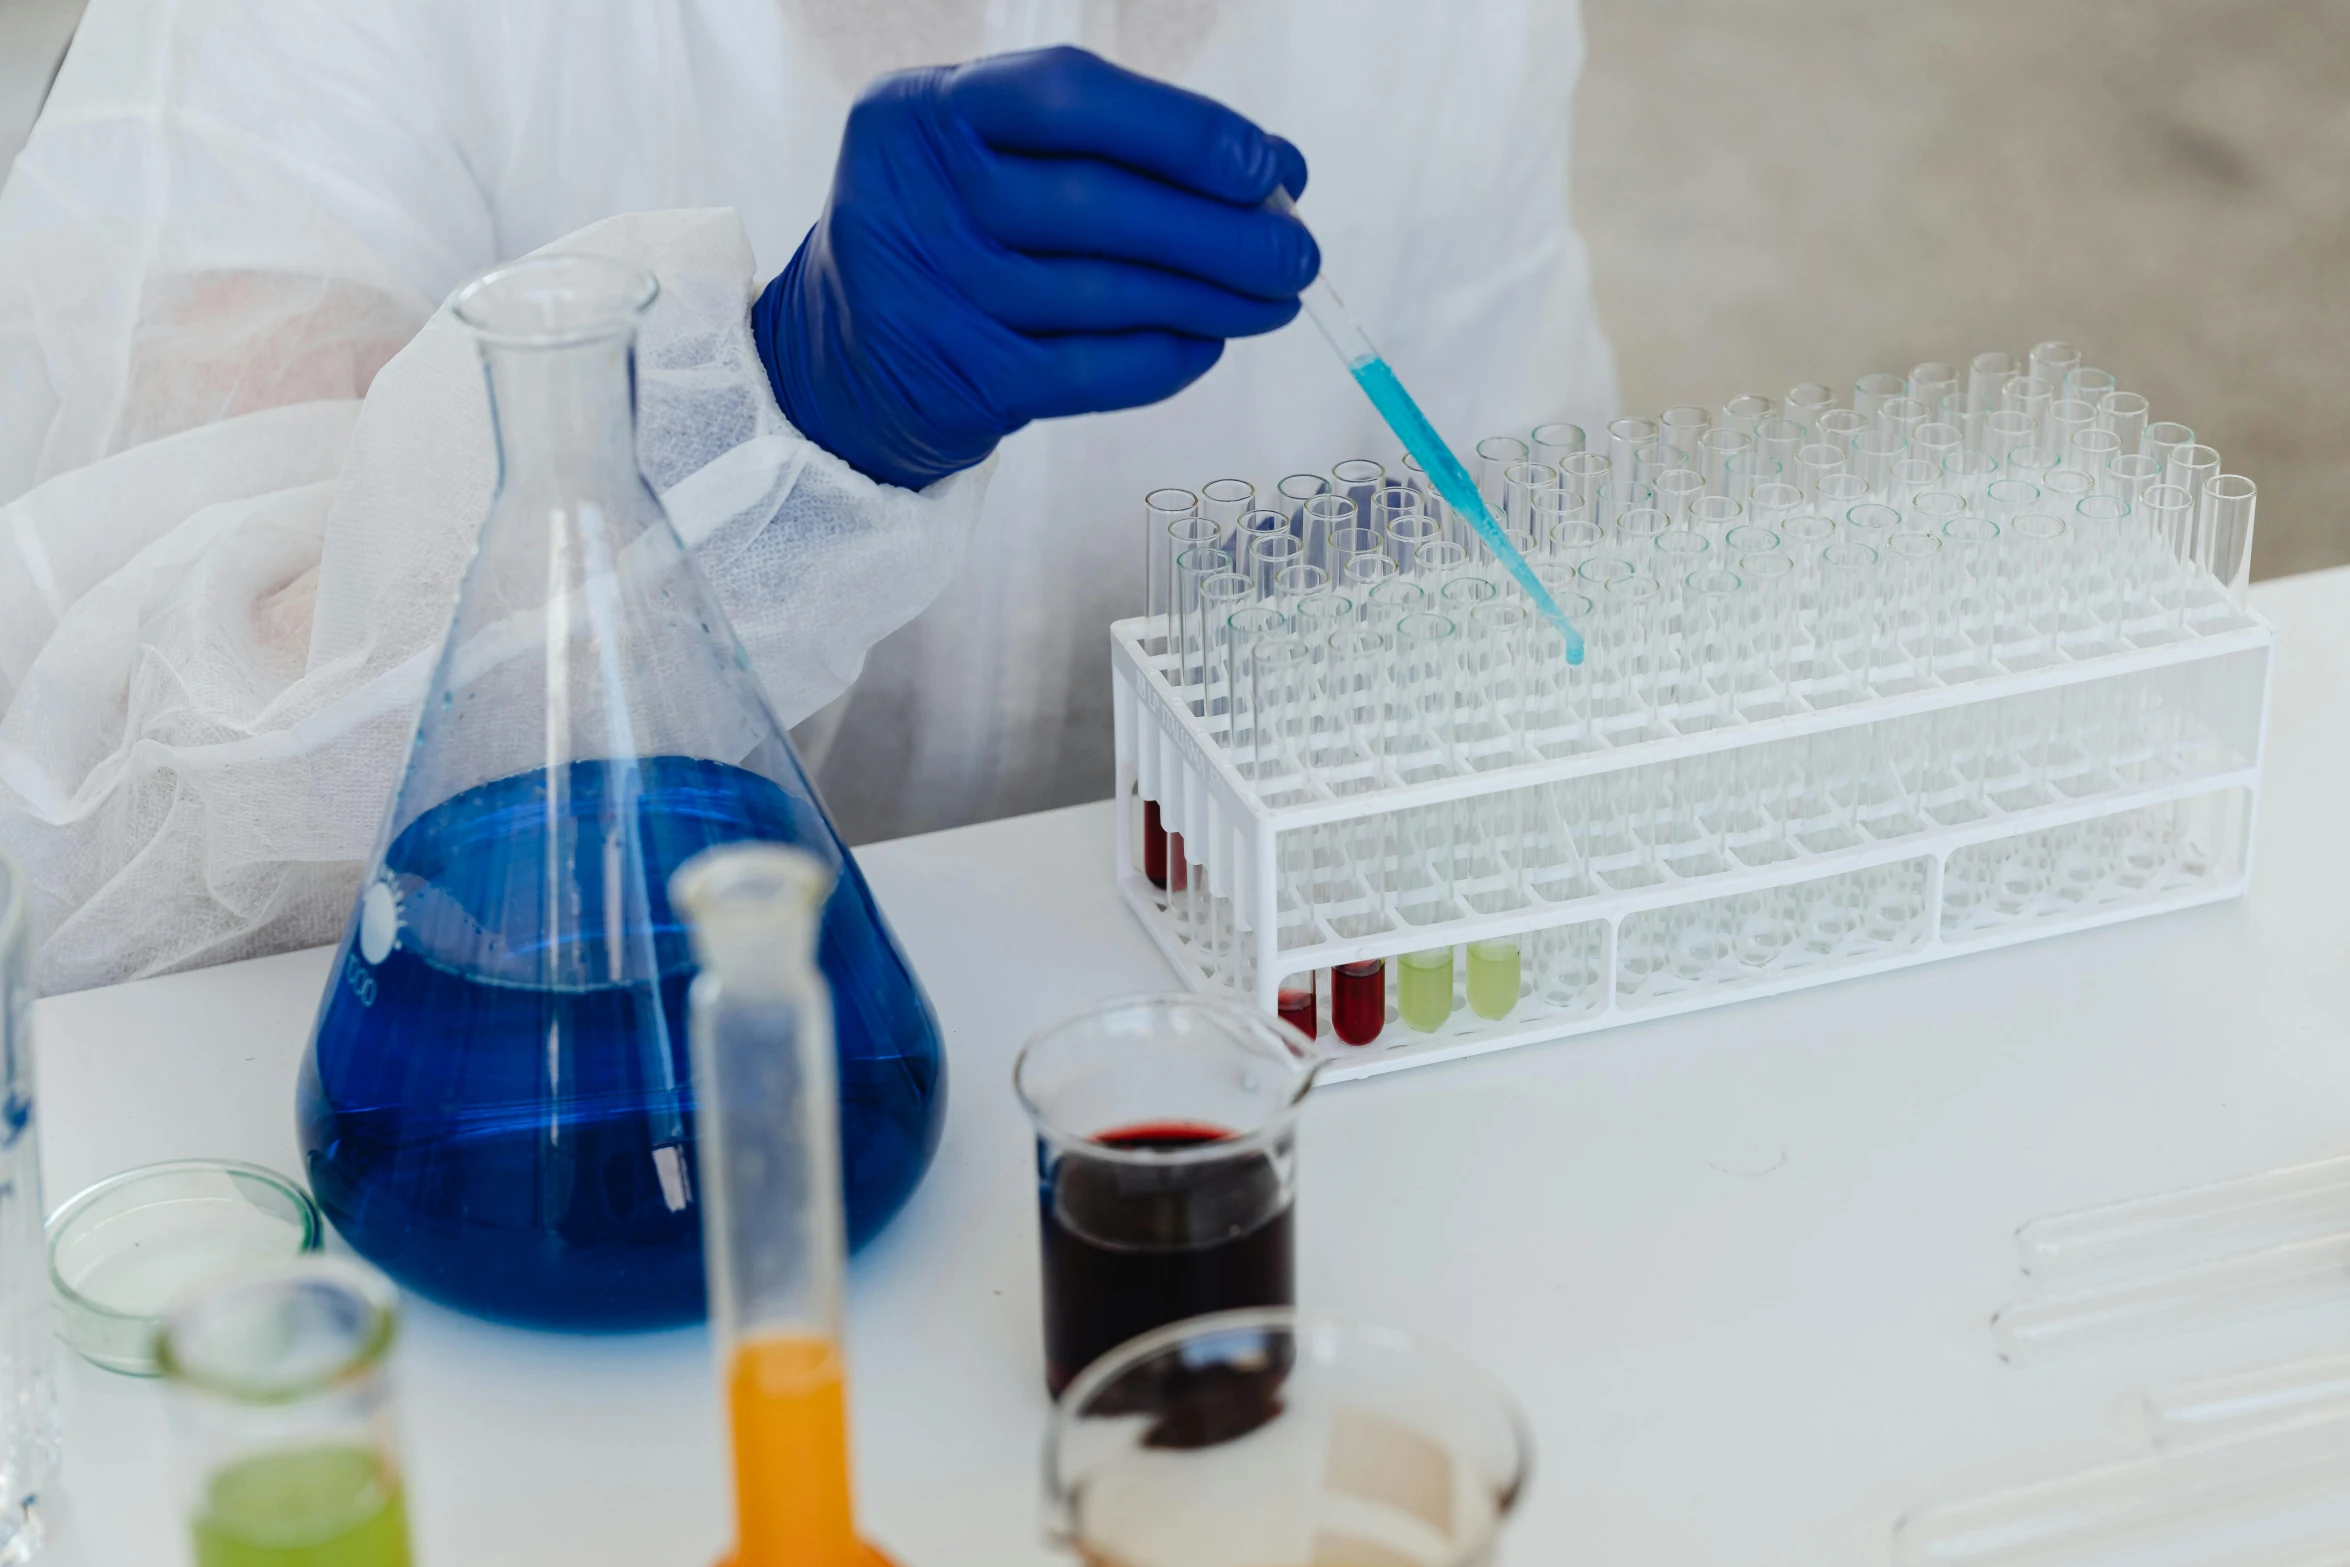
xmin=724 ymin=1335 xmax=895 ymax=1567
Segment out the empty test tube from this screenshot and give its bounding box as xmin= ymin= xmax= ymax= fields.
xmin=1652 ymin=466 xmax=1706 ymax=526
xmin=2199 ymin=474 xmax=2257 ymax=604
xmin=1660 ymin=404 xmax=1713 ymax=458
xmin=2029 ymin=339 xmax=2082 ymax=392
xmin=1529 ymin=422 xmax=1586 ymax=465
xmin=1558 ymin=450 xmax=1612 ymax=515
xmin=1782 ymin=384 xmax=1837 ymax=436
xmin=1721 ymin=392 xmax=1778 ymax=436
xmin=2099 ymin=389 xmax=2150 ymax=456
xmin=1331 ymin=457 xmax=1384 ymax=521
xmin=1607 ymin=415 xmax=1661 ymax=475
xmin=2142 ymin=420 xmax=2196 ymax=468
xmin=1815 ymin=407 xmax=1868 ymax=455
xmin=1472 ymin=436 xmax=1528 ymax=511
xmin=1908 ymin=361 xmax=1961 ymax=417
xmin=1696 ymin=426 xmax=1757 ymax=498
xmin=1752 ymin=416 xmax=1804 ymax=476
xmin=1795 ymin=443 xmax=1846 ymax=493
xmin=2064 ymin=365 xmax=2118 ymax=402
xmin=1853 ymin=372 xmax=1906 ymax=421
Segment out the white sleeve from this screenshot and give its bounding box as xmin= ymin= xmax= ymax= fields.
xmin=0 ymin=0 xmax=494 ymax=504
xmin=0 ymin=208 xmax=985 ymax=994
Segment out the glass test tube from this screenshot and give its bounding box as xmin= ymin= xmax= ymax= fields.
xmin=1941 ymin=516 xmax=2000 ymax=679
xmin=1979 ymin=409 xmax=2037 ymax=470
xmin=1199 ymin=476 xmax=1255 ymax=554
xmin=1652 ymin=466 xmax=1706 ymax=526
xmin=1795 ymin=442 xmax=1845 ymax=493
xmin=2064 ymin=365 xmax=2118 ymax=402
xmin=673 ymin=846 xmax=891 ymax=1567
xmin=1722 ymin=392 xmax=1779 ymax=436
xmin=1736 ymin=550 xmax=1798 ymax=714
xmin=1174 ymin=546 xmax=1234 ymax=695
xmin=1908 ymin=361 xmax=1961 ymax=416
xmin=159 ymin=1262 xmax=414 ymax=1567
xmin=2142 ymin=420 xmax=2196 ymax=469
xmin=1660 ymin=404 xmax=1713 ymax=459
xmin=2002 ymin=513 xmax=2069 ymax=663
xmin=1530 ymin=422 xmax=1586 ymax=465
xmin=1145 ymin=488 xmax=1201 ymax=649
xmin=1614 ymin=505 xmax=1669 ymax=572
xmin=1607 ymin=415 xmax=1661 ymax=476
xmin=1816 ymin=541 xmax=1879 ymax=702
xmin=1276 ymin=471 xmax=1328 ymax=528
xmin=1852 ymin=373 xmax=1905 ymax=421
xmin=1815 ymin=407 xmax=1868 ymax=457
xmin=1196 ymin=573 xmax=1253 ymax=718
xmin=1330 ymin=457 xmax=1384 ymax=521
xmin=1782 ymin=383 xmax=1837 ymax=436
xmin=1322 ymin=523 xmax=1377 ymax=595
xmin=1558 ymin=450 xmax=1612 ymax=515
xmin=2200 ymin=474 xmax=2257 ymax=606
xmin=1248 ymin=637 xmax=1312 ymax=798
xmin=1681 ymin=567 xmax=1744 ymax=730
xmin=1752 ymin=415 xmax=1804 ymax=476
xmin=1390 ymin=612 xmax=1460 ymax=784
xmin=1235 ymin=508 xmax=1291 ymax=585
xmin=1501 ymin=459 xmax=1561 ymax=539
xmin=1851 ymin=428 xmax=1905 ymax=495
xmin=1911 ymin=420 xmax=1965 ymax=473
xmin=1882 ymin=530 xmax=1944 ymax=688
xmin=2029 ymin=339 xmax=2082 ymax=392
xmin=1385 ymin=509 xmax=1444 ymax=576
xmin=1472 ymin=436 xmax=1529 ymax=511
xmin=2099 ymin=389 xmax=2151 ymax=457
xmin=1697 ymin=427 xmax=1757 ymax=499
xmin=1224 ymin=604 xmax=1286 ymax=762
xmin=2166 ymin=442 xmax=2221 ymax=501
xmin=0 ymin=853 xmax=50 ymax=1564
xmin=1876 ymin=394 xmax=1930 ymax=442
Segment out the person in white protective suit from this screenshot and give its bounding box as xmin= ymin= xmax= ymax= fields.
xmin=0 ymin=0 xmax=1616 ymax=993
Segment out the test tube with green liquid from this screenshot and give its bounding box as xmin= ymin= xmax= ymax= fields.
xmin=1466 ymin=939 xmax=1522 ymax=1021
xmin=160 ymin=1262 xmax=413 ymax=1567
xmin=1398 ymin=947 xmax=1456 ymax=1033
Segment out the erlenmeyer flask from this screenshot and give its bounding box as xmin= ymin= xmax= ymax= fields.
xmin=297 ymin=255 xmax=946 ymax=1331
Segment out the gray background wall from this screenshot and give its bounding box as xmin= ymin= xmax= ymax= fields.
xmin=1574 ymin=0 xmax=2349 ymax=581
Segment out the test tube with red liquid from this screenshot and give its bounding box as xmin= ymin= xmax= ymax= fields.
xmin=1331 ymin=959 xmax=1386 ymax=1046
xmin=1277 ymin=970 xmax=1317 ymax=1039
xmin=1015 ymin=997 xmax=1320 ymax=1397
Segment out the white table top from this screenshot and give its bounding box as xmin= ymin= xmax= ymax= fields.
xmin=39 ymin=564 xmax=2350 ymax=1567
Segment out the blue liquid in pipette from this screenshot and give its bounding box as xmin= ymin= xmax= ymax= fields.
xmin=1347 ymin=356 xmax=1585 ymax=664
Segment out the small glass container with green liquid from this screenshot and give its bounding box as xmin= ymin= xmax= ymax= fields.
xmin=1467 ymin=940 xmax=1522 ymax=1021
xmin=1398 ymin=947 xmax=1456 ymax=1033
xmin=159 ymin=1260 xmax=413 ymax=1567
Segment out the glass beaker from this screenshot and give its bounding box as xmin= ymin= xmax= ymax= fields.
xmin=157 ymin=1260 xmax=412 ymax=1567
xmin=673 ymin=844 xmax=894 ymax=1567
xmin=1016 ymin=997 xmax=1320 ymax=1397
xmin=1046 ymin=1308 xmax=1531 ymax=1567
xmin=0 ymin=852 xmax=53 ymax=1565
xmin=298 ymin=254 xmax=946 ymax=1331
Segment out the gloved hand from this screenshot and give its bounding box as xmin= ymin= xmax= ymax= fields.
xmin=752 ymin=46 xmax=1316 ymax=491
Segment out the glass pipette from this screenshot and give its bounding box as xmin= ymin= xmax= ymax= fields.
xmin=1268 ymin=190 xmax=1584 ymax=664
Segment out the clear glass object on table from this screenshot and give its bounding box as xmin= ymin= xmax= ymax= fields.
xmin=157 ymin=1260 xmax=413 ymax=1567
xmin=0 ymin=852 xmax=52 ymax=1565
xmin=672 ymin=844 xmax=895 ymax=1567
xmin=1015 ymin=997 xmax=1318 ymax=1397
xmin=299 ymin=254 xmax=945 ymax=1330
xmin=1046 ymin=1308 xmax=1531 ymax=1567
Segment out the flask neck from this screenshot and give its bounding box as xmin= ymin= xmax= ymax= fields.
xmin=480 ymin=333 xmax=644 ymax=498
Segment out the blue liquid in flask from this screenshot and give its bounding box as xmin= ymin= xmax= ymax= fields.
xmin=299 ymin=754 xmax=945 ymax=1331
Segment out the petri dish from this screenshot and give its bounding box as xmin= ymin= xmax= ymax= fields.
xmin=48 ymin=1160 xmax=323 ymax=1375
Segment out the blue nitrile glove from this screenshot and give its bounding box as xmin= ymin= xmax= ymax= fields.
xmin=752 ymin=45 xmax=1316 ymax=491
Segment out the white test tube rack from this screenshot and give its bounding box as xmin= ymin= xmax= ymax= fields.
xmin=1110 ymin=602 xmax=2273 ymax=1083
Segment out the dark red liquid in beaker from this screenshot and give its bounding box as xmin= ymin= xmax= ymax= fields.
xmin=1143 ymin=799 xmax=1167 ymax=889
xmin=1331 ymin=960 xmax=1385 ymax=1046
xmin=1277 ymin=982 xmax=1316 ymax=1041
xmin=1039 ymin=1122 xmax=1295 ymax=1396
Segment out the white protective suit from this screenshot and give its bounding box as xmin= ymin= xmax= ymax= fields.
xmin=0 ymin=0 xmax=1616 ymax=992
